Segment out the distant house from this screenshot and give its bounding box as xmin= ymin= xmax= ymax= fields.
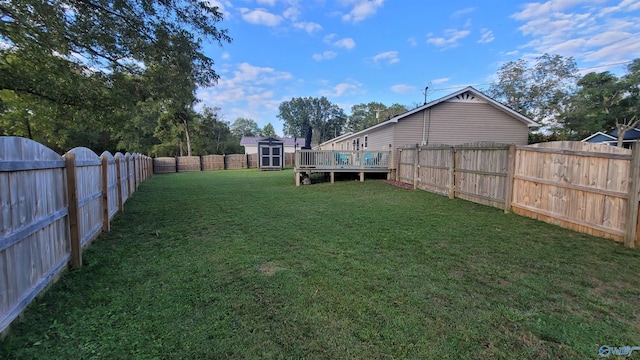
xmin=316 ymin=86 xmax=538 ymax=159
xmin=240 ymin=136 xmax=305 ymax=155
xmin=583 ymin=128 xmax=640 ymax=148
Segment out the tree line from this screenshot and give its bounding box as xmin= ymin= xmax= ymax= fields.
xmin=275 ymin=54 xmax=640 ymax=147
xmin=488 ymin=54 xmax=640 ymax=146
xmin=1 ymin=1 xmax=637 ymax=154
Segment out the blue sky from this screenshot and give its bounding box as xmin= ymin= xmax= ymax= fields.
xmin=199 ymin=0 xmax=640 ymax=136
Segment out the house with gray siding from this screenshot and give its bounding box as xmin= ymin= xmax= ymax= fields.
xmin=317 ymin=86 xmax=538 ymax=170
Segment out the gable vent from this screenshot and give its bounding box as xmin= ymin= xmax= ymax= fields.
xmin=455 ymin=93 xmax=475 ymax=101
xmin=449 ymin=91 xmax=485 ymax=103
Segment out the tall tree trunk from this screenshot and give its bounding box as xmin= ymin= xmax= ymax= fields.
xmin=617 ymin=127 xmax=626 ymax=147
xmin=617 ymin=117 xmax=640 ymax=147
xmin=24 ymin=119 xmax=33 ymax=139
xmin=183 ymin=118 xmax=192 ymax=156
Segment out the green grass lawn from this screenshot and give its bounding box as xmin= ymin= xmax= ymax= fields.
xmin=3 ymin=169 xmax=640 ymax=359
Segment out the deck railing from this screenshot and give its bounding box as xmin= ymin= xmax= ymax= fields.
xmin=295 ymin=150 xmax=391 ymax=170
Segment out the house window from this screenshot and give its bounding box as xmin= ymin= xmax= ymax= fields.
xmin=356 ymin=138 xmax=360 ymax=150
xmin=353 ymin=140 xmax=356 ymax=150
xmin=364 ymin=136 xmax=368 ymax=149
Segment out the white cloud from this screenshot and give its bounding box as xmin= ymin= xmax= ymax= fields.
xmin=324 ymin=34 xmax=356 ymax=49
xmin=319 ymin=81 xmax=363 ymax=97
xmin=391 ymin=84 xmax=416 ymax=94
xmin=373 ymin=51 xmax=399 ymax=64
xmin=407 ymin=37 xmax=418 ymax=47
xmin=511 ymin=1 xmax=640 ymax=64
xmin=452 ymin=7 xmax=476 ymax=17
xmin=431 ymin=78 xmax=450 ymax=84
xmin=257 ymin=0 xmax=276 ymax=6
xmin=478 ymin=29 xmax=495 ymax=44
xmin=220 ymin=62 xmax=293 ymax=88
xmin=323 ymin=33 xmax=337 ymax=43
xmin=601 ymin=0 xmax=640 ymax=14
xmin=334 ymin=37 xmax=356 ymax=49
xmin=207 ymin=0 xmax=234 ymax=17
xmin=240 ymin=8 xmax=283 ymax=26
xmin=427 ymin=29 xmax=470 ymax=48
xmin=342 ymin=0 xmax=384 ymax=23
xmin=294 ymin=21 xmax=323 ymax=33
xmin=221 ymin=52 xmax=230 ymax=59
xmin=283 ymin=6 xmax=301 ymax=20
xmin=512 ymin=0 xmax=603 ymax=21
xmin=313 ymin=51 xmax=337 ymax=61
xmin=197 ymin=62 xmax=295 ymax=134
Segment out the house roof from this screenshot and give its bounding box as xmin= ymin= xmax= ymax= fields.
xmin=582 ymin=131 xmax=616 ymax=143
xmin=318 ymin=132 xmax=354 ymax=147
xmin=240 ymin=136 xmax=305 ymax=147
xmin=583 ymin=128 xmax=640 ymax=143
xmin=611 ymin=128 xmax=640 ymax=140
xmin=329 ymin=86 xmax=539 ymax=142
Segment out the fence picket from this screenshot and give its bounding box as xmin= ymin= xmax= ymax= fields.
xmin=397 ymin=141 xmax=637 ymax=244
xmin=0 ymin=136 xmax=152 ymax=335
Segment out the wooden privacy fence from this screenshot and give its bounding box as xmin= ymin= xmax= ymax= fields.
xmin=153 ymin=153 xmax=295 ymax=173
xmin=397 ymin=141 xmax=640 ymax=247
xmin=0 ymin=136 xmax=152 ymax=334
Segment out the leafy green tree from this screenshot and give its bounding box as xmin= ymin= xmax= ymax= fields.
xmin=559 ymin=72 xmax=623 ymax=140
xmin=261 ymin=123 xmax=277 ymax=137
xmin=488 ymin=53 xmax=578 ymax=131
xmin=1 ymin=0 xmax=230 ymax=90
xmin=278 ymin=96 xmax=346 ymax=144
xmin=559 ymin=59 xmax=640 ymax=145
xmin=347 ymin=102 xmax=407 ymax=132
xmin=0 ymin=0 xmax=230 ymax=153
xmin=191 ymin=106 xmax=242 ymax=155
xmin=230 ymin=118 xmax=261 ymax=137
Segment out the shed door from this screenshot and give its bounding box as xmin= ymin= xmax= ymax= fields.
xmin=260 ymin=146 xmax=271 ymax=167
xmin=272 ymin=146 xmax=281 ymax=167
xmin=260 ymin=145 xmax=282 ymax=168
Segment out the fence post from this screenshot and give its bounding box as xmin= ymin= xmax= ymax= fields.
xmin=133 ymin=155 xmax=138 ymax=190
xmin=448 ymin=147 xmax=455 ymax=199
xmin=101 ymin=155 xmax=110 ymax=232
xmin=65 ymin=153 xmax=82 ymax=268
xmin=413 ymin=144 xmax=419 ymax=190
xmin=504 ymin=144 xmax=516 ymax=213
xmin=625 ymin=145 xmax=640 ymax=248
xmin=395 ymin=148 xmax=401 ymax=182
xmin=115 ymin=156 xmax=123 ymax=213
xmin=129 ymin=157 xmax=134 ymax=196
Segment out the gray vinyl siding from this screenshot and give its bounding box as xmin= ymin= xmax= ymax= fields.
xmin=363 ymin=125 xmax=394 ymax=151
xmin=311 ymin=99 xmax=529 ymax=169
xmin=393 ymin=112 xmax=428 ymax=148
xmin=425 ymin=101 xmax=528 ymax=145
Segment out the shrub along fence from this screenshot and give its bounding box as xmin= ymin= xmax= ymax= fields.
xmin=397 ymin=141 xmax=640 ymax=247
xmin=0 ymin=136 xmax=152 ymax=334
xmin=153 ymin=153 xmax=294 ymax=173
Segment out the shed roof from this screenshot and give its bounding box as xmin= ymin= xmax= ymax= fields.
xmin=240 ymin=136 xmax=305 ymax=147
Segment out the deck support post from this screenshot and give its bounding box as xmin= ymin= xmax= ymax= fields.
xmin=330 ymin=172 xmax=335 ymax=184
xmin=359 ymin=172 xmax=364 ymax=182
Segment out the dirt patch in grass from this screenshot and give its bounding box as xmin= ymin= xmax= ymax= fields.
xmin=384 ymin=180 xmax=414 ymax=190
xmin=258 ymin=263 xmax=286 ymax=276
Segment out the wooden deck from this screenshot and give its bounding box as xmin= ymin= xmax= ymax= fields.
xmin=294 ymin=150 xmax=391 ymax=185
